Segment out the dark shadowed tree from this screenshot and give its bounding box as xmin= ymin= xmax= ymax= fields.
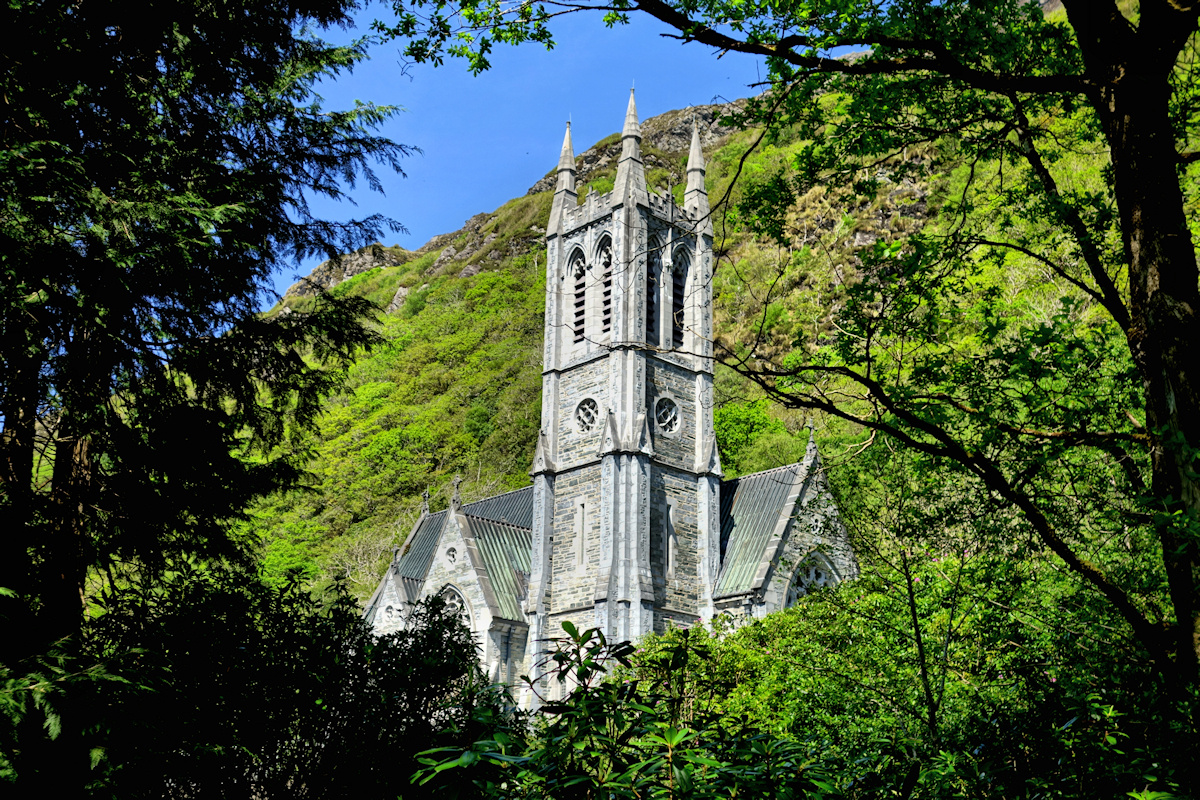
xmin=0 ymin=0 xmax=406 ymax=659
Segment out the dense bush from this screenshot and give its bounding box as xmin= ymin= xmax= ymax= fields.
xmin=2 ymin=575 xmax=515 ymax=798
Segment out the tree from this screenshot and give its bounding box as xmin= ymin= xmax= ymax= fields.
xmin=0 ymin=0 xmax=405 ymax=661
xmin=76 ymin=581 xmax=506 ymax=799
xmin=415 ymin=623 xmax=840 ymax=799
xmin=378 ymin=0 xmax=1200 ymax=729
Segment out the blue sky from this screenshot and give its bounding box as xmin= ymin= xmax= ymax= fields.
xmin=282 ymin=8 xmax=764 ymax=296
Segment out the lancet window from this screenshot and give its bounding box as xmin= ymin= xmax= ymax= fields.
xmin=784 ymin=553 xmax=836 ymax=608
xmin=570 ymin=250 xmax=587 ymax=344
xmin=646 ymin=237 xmax=662 ymax=346
xmin=439 ymin=586 xmax=472 ymax=628
xmin=671 ymin=247 xmax=690 ymax=349
xmin=598 ymin=238 xmax=613 ymax=337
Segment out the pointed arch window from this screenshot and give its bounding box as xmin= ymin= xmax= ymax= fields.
xmin=439 ymin=585 xmax=472 ymax=629
xmin=598 ymin=238 xmax=614 ymax=337
xmin=646 ymin=237 xmax=662 ymax=346
xmin=570 ymin=250 xmax=587 ymax=344
xmin=671 ymin=246 xmax=690 ymax=349
xmin=784 ymin=553 xmax=837 ymax=608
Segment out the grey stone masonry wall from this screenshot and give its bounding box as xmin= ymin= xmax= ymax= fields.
xmin=548 ymin=462 xmax=604 ymax=614
xmin=486 ymin=623 xmax=529 ymax=687
xmin=421 ymin=517 xmax=494 ymax=637
xmin=649 ymin=465 xmax=702 ymax=632
xmin=646 ymin=357 xmax=699 ymax=470
xmin=550 ymin=218 xmax=617 ymax=367
xmin=556 ymin=358 xmax=612 ymax=467
xmin=758 ymin=459 xmax=858 ymax=617
xmin=370 ymin=574 xmax=406 ymax=635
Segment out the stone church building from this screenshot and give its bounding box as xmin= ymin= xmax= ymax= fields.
xmin=364 ymin=91 xmax=855 ymax=703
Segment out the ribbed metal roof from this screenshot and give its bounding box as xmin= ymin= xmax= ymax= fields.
xmin=462 ymin=485 xmax=534 ymax=529
xmin=395 ymin=510 xmax=447 ymax=582
xmin=714 ymin=463 xmax=807 ymax=598
xmin=362 ymin=511 xmax=447 ymax=622
xmin=468 ymin=515 xmax=532 ymax=621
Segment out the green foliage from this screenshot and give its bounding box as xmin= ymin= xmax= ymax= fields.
xmin=416 ymin=623 xmax=840 ymax=799
xmin=713 ymin=399 xmax=787 ymax=477
xmin=624 ymin=539 xmax=1191 ymax=798
xmin=248 ymin=239 xmax=547 ymax=599
xmin=2 ymin=569 xmax=510 ymax=797
xmin=0 ymin=0 xmax=404 ymax=666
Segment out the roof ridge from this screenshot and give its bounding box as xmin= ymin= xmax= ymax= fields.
xmin=462 ymin=512 xmax=532 ymax=533
xmin=461 ymin=484 xmax=532 ymax=506
xmin=727 ymin=461 xmax=807 ymax=481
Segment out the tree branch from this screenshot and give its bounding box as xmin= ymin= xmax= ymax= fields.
xmin=629 ymin=0 xmax=1088 ymax=95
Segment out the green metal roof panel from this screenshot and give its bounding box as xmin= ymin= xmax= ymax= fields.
xmin=396 ymin=510 xmax=447 ymax=584
xmin=469 ymin=515 xmax=532 ymax=622
xmin=462 ymin=485 xmax=534 ymax=529
xmin=363 ymin=509 xmax=447 ymax=620
xmin=714 ymin=464 xmax=806 ymax=598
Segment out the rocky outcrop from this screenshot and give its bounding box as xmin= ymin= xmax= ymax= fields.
xmin=385 ymin=285 xmax=409 ymax=314
xmin=286 ymin=100 xmax=747 ymax=298
xmin=285 ymin=243 xmax=412 ymax=298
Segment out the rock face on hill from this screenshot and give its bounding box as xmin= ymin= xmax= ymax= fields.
xmin=285 ymin=100 xmax=747 ymax=299
xmin=285 ymin=243 xmax=415 ymax=298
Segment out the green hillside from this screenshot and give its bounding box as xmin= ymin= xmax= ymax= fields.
xmin=245 ymin=100 xmax=951 ymax=601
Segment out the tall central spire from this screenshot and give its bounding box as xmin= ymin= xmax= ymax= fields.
xmin=613 ymin=89 xmax=646 ymax=202
xmin=556 ymin=122 xmax=576 ymax=193
xmin=621 ymin=89 xmax=641 ymax=159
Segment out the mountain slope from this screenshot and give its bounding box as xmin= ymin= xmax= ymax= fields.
xmin=248 ymin=98 xmax=937 ymax=600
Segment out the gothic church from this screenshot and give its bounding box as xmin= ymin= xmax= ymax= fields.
xmin=364 ymin=92 xmax=856 ymax=703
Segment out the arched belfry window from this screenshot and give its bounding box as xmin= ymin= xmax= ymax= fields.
xmin=646 ymin=237 xmax=662 ymax=347
xmin=784 ymin=553 xmax=838 ymax=608
xmin=597 ymin=237 xmax=614 ymax=337
xmin=569 ymin=250 xmax=587 ymax=344
xmin=671 ymin=246 xmax=691 ymax=349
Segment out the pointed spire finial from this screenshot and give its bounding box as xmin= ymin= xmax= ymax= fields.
xmin=622 ymin=88 xmax=641 ymax=142
xmin=421 ymin=487 xmax=430 ymax=515
xmin=614 ymin=89 xmax=647 ymax=201
xmin=450 ymin=474 xmax=463 ymax=511
xmin=688 ymin=117 xmax=704 ymax=174
xmin=555 ymin=121 xmax=576 ymax=193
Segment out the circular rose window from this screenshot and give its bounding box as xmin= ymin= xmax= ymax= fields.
xmin=576 ymin=398 xmax=600 ymax=432
xmin=655 ymin=397 xmax=680 ymax=433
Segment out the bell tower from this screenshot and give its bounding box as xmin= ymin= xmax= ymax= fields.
xmin=526 ymin=91 xmax=720 ymax=657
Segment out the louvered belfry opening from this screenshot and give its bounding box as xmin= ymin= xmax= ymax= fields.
xmin=599 ymin=238 xmax=613 ymax=336
xmin=646 ymin=239 xmax=661 ymax=346
xmin=672 ymin=248 xmax=688 ymax=349
xmin=572 ymin=252 xmax=586 ymax=343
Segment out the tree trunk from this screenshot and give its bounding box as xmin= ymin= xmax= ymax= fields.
xmin=1102 ymin=61 xmax=1200 ymax=696
xmin=1069 ymin=0 xmax=1200 ymax=733
xmin=0 ymin=323 xmax=43 ymax=662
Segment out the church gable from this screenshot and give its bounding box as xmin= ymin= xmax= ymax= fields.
xmin=419 ymin=511 xmax=492 ymax=632
xmin=714 ymin=463 xmax=809 ymax=601
xmin=363 ymin=507 xmax=446 ymax=630
xmin=713 ymin=437 xmax=855 ymax=619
